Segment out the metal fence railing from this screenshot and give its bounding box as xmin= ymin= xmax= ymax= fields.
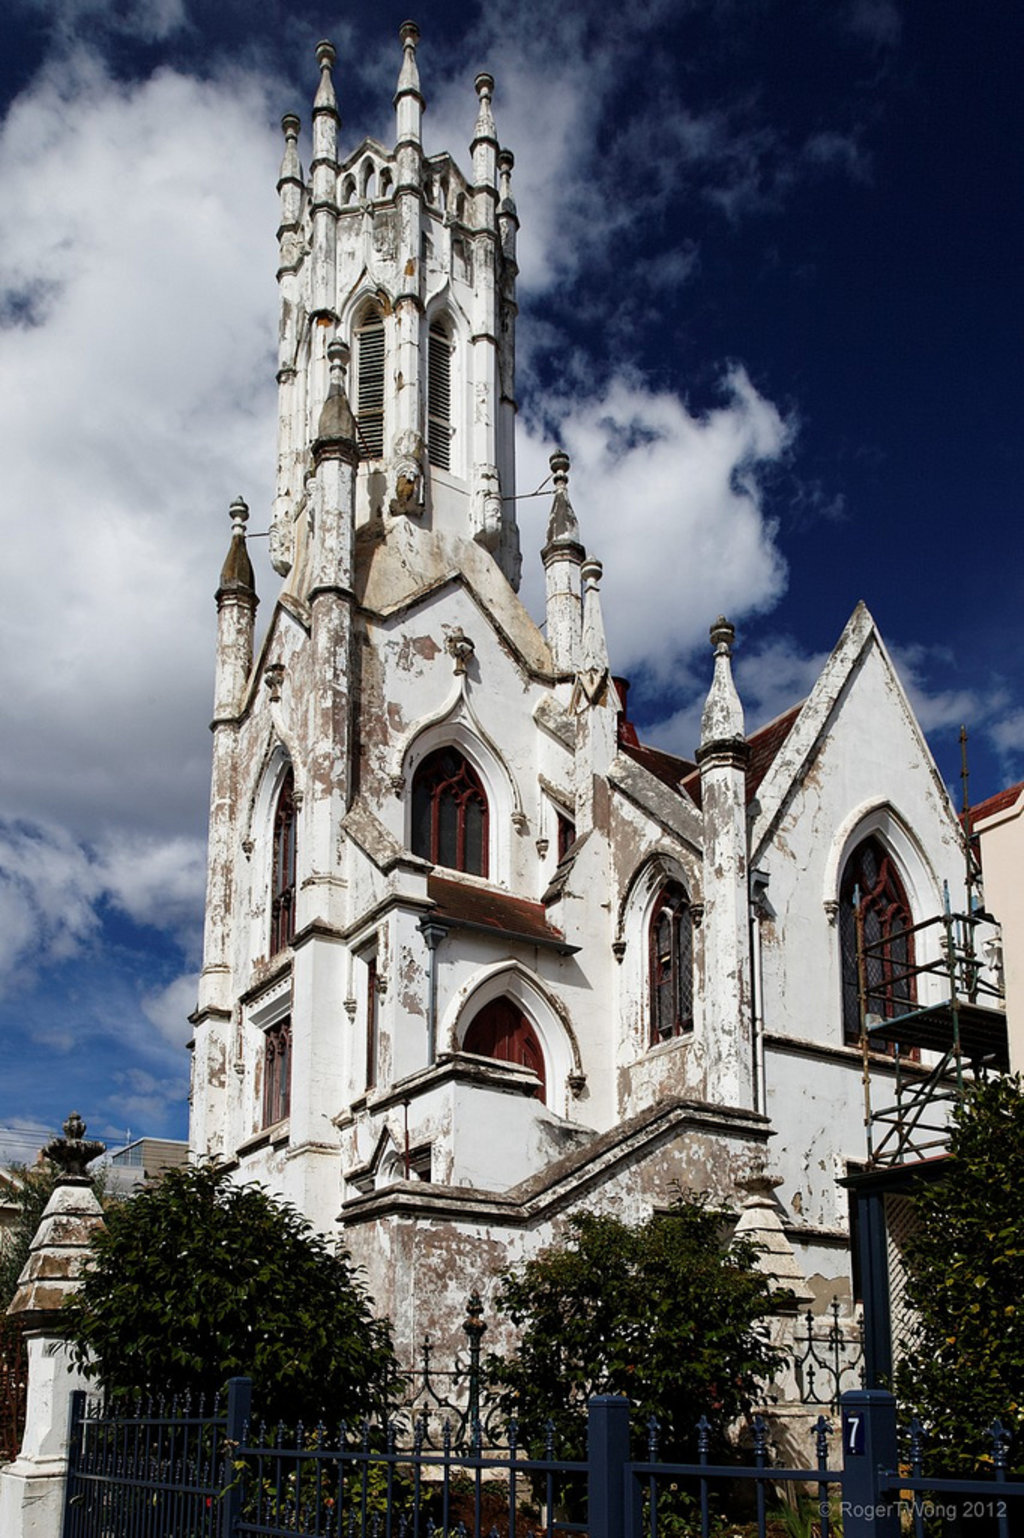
xmin=62 ymin=1383 xmax=1024 ymax=1538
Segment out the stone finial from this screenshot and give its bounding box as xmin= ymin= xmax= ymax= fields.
xmin=277 ymin=114 xmax=304 ymax=238
xmin=543 ymin=450 xmax=582 ymax=554
xmin=396 ymin=20 xmax=422 ymax=96
xmin=472 ymin=72 xmax=497 ymax=145
xmin=699 ymin=614 xmax=745 ymax=748
xmin=8 ymin=1113 xmax=106 ymax=1321
xmin=44 ymin=1111 xmax=106 ymax=1183
xmin=314 ymin=39 xmax=338 ymax=114
xmin=218 ymin=496 xmax=256 ymax=596
xmin=315 ymin=337 xmax=357 ymax=448
xmin=580 ymin=557 xmax=610 ymax=687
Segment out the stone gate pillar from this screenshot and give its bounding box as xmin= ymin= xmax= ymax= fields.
xmin=0 ymin=1113 xmax=105 ymax=1538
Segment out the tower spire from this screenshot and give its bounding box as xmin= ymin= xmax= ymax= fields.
xmin=394 ymin=19 xmax=424 ymax=148
xmin=542 ymin=450 xmax=584 ymax=674
xmin=471 ymin=72 xmax=498 ymax=193
xmin=310 ymin=40 xmax=339 ymax=323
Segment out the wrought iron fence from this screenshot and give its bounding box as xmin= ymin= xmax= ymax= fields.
xmin=389 ymin=1290 xmax=506 ymax=1449
xmin=62 ymin=1391 xmax=227 ymax=1538
xmin=62 ymin=1384 xmax=1024 ymax=1538
xmin=794 ymin=1297 xmax=864 ymax=1410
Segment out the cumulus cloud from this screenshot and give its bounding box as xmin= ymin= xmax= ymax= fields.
xmin=0 ymin=819 xmax=205 ymax=996
xmin=142 ymin=972 xmax=200 ymax=1050
xmin=518 ymin=366 xmax=792 ymax=676
xmin=0 ymin=47 xmax=281 ymax=841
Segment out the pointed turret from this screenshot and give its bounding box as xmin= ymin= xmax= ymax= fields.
xmin=394 ymin=20 xmax=424 ymax=150
xmin=310 ymin=40 xmax=339 ymax=322
xmin=700 ymin=616 xmax=745 ymax=746
xmin=471 ymin=72 xmax=498 ymax=209
xmin=542 ymin=451 xmax=584 ymax=673
xmin=214 ymin=496 xmax=258 ymax=721
xmin=315 ymin=336 xmax=357 ymax=452
xmin=696 ymin=617 xmax=754 ymax=1109
xmin=277 ymin=113 xmax=304 ymax=238
xmin=497 ymin=147 xmax=518 ymax=267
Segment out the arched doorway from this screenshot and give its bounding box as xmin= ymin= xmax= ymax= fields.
xmin=463 ymin=997 xmax=546 ymax=1101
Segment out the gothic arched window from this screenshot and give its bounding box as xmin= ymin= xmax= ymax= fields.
xmin=270 ymin=768 xmax=297 ymax=955
xmin=839 ymin=836 xmax=915 ymax=1045
xmin=427 ymin=317 xmax=452 ymax=470
xmin=463 ymin=997 xmax=546 ymax=1100
xmin=355 ymin=307 xmax=385 ymax=458
xmin=649 ymin=882 xmax=694 ymax=1044
xmin=262 ymin=1017 xmax=292 ymax=1127
xmin=411 ymin=747 xmax=488 ymax=876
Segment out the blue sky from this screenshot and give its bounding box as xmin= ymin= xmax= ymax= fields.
xmin=1 ymin=0 xmax=1021 ymax=1160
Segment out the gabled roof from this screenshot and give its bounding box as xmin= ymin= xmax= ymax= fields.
xmin=679 ymin=702 xmax=803 ymax=811
xmin=618 ymin=738 xmax=696 ymax=793
xmin=971 ymin=781 xmax=1024 ymax=827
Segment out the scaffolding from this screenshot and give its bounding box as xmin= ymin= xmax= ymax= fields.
xmin=858 ymin=898 xmax=1008 ymax=1167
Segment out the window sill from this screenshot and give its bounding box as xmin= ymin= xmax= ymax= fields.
xmin=237 ymin=1119 xmax=290 ymax=1158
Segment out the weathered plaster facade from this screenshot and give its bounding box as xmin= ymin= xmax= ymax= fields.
xmin=189 ymin=30 xmax=986 ymax=1365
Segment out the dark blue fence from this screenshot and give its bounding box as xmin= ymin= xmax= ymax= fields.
xmin=62 ymin=1384 xmax=1024 ymax=1538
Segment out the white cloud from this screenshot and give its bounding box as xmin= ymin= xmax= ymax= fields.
xmin=0 ymin=819 xmax=205 ymax=996
xmin=141 ymin=972 xmax=198 ymax=1049
xmin=518 ymin=366 xmax=792 ymax=676
xmin=0 ymin=48 xmax=281 ymax=843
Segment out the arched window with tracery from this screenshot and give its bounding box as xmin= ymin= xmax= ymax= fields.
xmin=355 ymin=307 xmax=385 ymax=458
xmin=839 ymin=836 xmax=915 ymax=1045
xmin=411 ymin=747 xmax=488 ymax=876
xmin=262 ymin=1017 xmax=292 ymax=1127
xmin=270 ymin=767 xmax=297 ymax=954
xmin=463 ymin=997 xmax=546 ymax=1100
xmin=427 ymin=316 xmax=452 ymax=470
xmin=649 ymin=882 xmax=694 ymax=1044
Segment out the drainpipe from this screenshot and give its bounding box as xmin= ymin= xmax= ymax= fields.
xmin=749 ymin=867 xmax=771 ymax=1116
xmin=417 ymin=919 xmax=448 ymax=1066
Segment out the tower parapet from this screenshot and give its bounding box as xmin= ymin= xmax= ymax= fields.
xmin=269 ymin=26 xmax=520 ymax=589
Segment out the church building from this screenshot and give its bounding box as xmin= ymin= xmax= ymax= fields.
xmin=189 ymin=27 xmax=984 ymax=1364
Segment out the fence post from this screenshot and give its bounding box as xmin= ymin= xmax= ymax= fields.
xmin=221 ymin=1376 xmax=252 ymax=1538
xmin=588 ymin=1395 xmax=631 ymax=1538
xmin=59 ymin=1388 xmax=86 ymax=1536
xmin=839 ymin=1388 xmax=899 ymax=1538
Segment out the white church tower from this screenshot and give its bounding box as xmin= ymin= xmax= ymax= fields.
xmin=190 ymin=25 xmax=979 ymax=1363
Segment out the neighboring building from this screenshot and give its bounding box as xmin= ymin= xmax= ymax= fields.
xmin=103 ymin=1138 xmax=190 ymax=1197
xmin=971 ymin=782 xmax=1023 ymax=1069
xmin=188 ymin=28 xmax=1002 ymax=1363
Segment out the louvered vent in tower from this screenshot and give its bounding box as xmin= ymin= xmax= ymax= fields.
xmin=427 ymin=319 xmax=451 ymax=471
xmin=356 ymin=311 xmax=385 ymax=458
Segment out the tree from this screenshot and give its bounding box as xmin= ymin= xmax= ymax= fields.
xmin=0 ymin=1161 xmax=59 ymax=1311
xmin=895 ymin=1073 xmax=1024 ymax=1471
xmin=488 ymin=1195 xmax=786 ymax=1460
xmin=61 ymin=1162 xmax=396 ymax=1426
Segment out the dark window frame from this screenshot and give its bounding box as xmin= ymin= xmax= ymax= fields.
xmin=355 ymin=307 xmax=385 ymax=458
xmin=427 ymin=316 xmax=452 ymax=470
xmin=411 ymin=747 xmax=488 ymax=877
xmin=463 ymin=997 xmax=546 ymax=1101
xmin=262 ymin=1016 xmax=292 ymax=1128
xmin=270 ymin=768 xmax=297 ymax=955
xmin=839 ymin=835 xmax=916 ymax=1047
xmin=649 ymin=881 xmax=694 ymax=1045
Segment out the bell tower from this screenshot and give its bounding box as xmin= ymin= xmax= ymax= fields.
xmin=270 ymin=24 xmax=521 ymax=589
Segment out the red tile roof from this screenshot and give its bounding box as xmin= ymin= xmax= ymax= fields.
xmin=745 ymin=703 xmax=803 ymax=801
xmin=677 ymin=702 xmax=802 ymax=810
xmin=619 ymin=738 xmax=696 ymax=792
xmin=969 ymin=781 xmax=1024 ymax=826
xmin=427 ymin=875 xmax=568 ymax=948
